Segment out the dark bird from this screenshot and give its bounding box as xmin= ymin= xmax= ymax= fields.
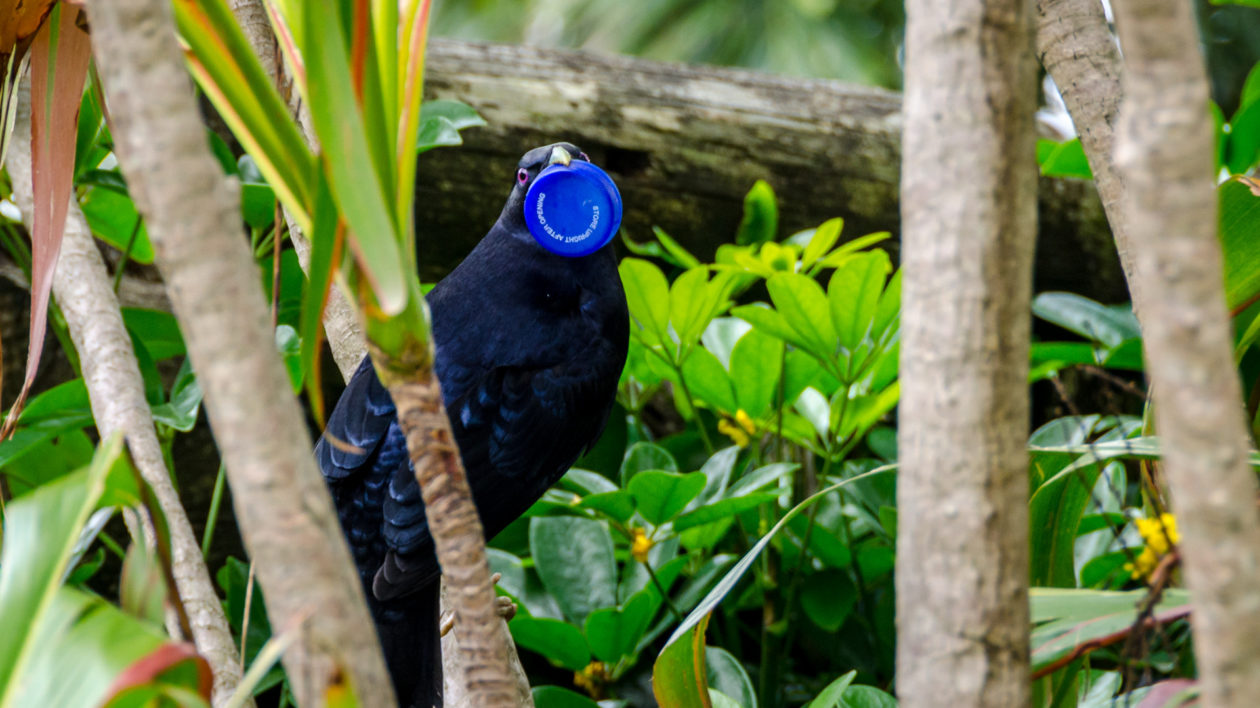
xmin=315 ymin=143 xmax=629 ymax=708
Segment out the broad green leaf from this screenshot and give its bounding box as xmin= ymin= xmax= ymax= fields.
xmin=584 ymin=592 xmax=653 ymax=663
xmin=736 ymin=180 xmax=777 ymax=245
xmin=835 ymin=685 xmax=898 ymax=708
xmin=767 ymin=273 xmax=837 ymax=360
xmin=729 ymin=328 xmax=783 ymax=418
xmin=629 ymin=471 xmax=707 ymax=526
xmin=1226 ymin=99 xmax=1260 ymax=174
xmin=1038 ymin=138 xmax=1093 ymax=179
xmin=578 ymin=491 xmax=636 ymax=523
xmin=620 ymin=442 xmax=678 ymax=486
xmin=1241 ymin=60 xmax=1260 ymax=113
xmin=682 ymin=346 xmax=738 ymax=413
xmin=801 ymin=569 xmax=857 ymax=631
xmin=871 ymin=268 xmax=901 ymax=341
xmin=620 ymin=258 xmax=672 ymax=350
xmin=530 ymin=517 xmax=618 ymax=624
xmin=731 ymin=304 xmax=806 ymax=352
xmin=653 ymin=613 xmax=711 ymax=708
xmin=559 ymin=469 xmax=619 ymax=496
xmin=654 ymin=226 xmax=703 ymax=268
xmin=674 ymin=494 xmax=780 ymax=532
xmin=531 ymin=686 xmax=601 ymax=708
xmin=814 ymin=232 xmax=892 ymax=271
xmin=672 ymin=267 xmax=717 ymax=353
xmin=829 ymin=251 xmax=891 ymax=352
xmin=802 ymin=218 xmax=843 ymax=268
xmin=1221 ymin=179 xmax=1260 ymax=312
xmin=702 ymin=317 xmax=752 ymax=369
xmin=807 ymin=671 xmax=856 ymax=708
xmin=705 ymin=646 xmax=757 ymax=708
xmin=1032 ymin=293 xmax=1140 ymax=348
xmin=415 ymin=116 xmax=462 ymax=153
xmin=416 ymin=100 xmax=485 ymax=154
xmin=79 ymin=188 xmax=154 ymax=264
xmin=121 ymin=309 xmax=185 ymax=360
xmin=509 ymin=617 xmax=591 ymax=671
xmin=150 ymin=360 xmax=202 ymax=433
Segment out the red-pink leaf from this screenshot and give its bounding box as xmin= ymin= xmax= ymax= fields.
xmin=3 ymin=3 xmax=91 ymax=435
xmin=1136 ymin=679 xmax=1198 ymax=707
xmin=102 ymin=642 xmax=213 ymax=702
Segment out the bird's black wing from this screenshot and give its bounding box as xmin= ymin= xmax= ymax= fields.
xmin=372 ymin=333 xmax=624 ymax=601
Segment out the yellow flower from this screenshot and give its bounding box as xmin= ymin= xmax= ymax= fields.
xmin=1126 ymin=513 xmax=1179 ymax=580
xmin=573 ymin=661 xmax=609 ymax=697
xmin=631 ymin=527 xmax=654 ymax=563
xmin=719 ymin=409 xmax=757 ymax=448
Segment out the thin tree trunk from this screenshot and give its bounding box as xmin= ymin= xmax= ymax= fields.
xmin=83 ymin=2 xmax=395 ymax=706
xmin=896 ymin=0 xmax=1038 ymax=704
xmin=6 ymin=85 xmax=250 ymax=708
xmin=1034 ymin=0 xmax=1139 ymax=305
xmin=1111 ymin=0 xmax=1260 ymax=704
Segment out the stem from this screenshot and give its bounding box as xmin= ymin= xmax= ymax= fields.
xmin=643 ymin=558 xmax=683 ymax=623
xmin=111 ymin=215 xmax=142 ymax=294
xmin=202 ymin=462 xmax=227 ymax=558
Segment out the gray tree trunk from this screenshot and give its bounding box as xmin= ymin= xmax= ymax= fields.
xmin=896 ymin=0 xmax=1038 ymax=704
xmin=83 ymin=1 xmax=395 ymax=705
xmin=1112 ymin=0 xmax=1260 ymax=704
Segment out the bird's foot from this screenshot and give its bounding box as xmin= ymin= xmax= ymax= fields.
xmin=438 ymin=573 xmax=519 ymax=637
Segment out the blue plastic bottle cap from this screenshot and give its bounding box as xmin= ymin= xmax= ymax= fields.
xmin=524 ymin=160 xmax=623 ymax=257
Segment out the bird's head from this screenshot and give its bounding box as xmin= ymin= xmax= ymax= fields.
xmin=499 ymin=142 xmax=590 ymax=229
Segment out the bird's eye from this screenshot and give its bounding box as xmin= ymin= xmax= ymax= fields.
xmin=516 ymin=168 xmax=529 ymax=185
xmin=579 ymin=152 xmax=590 ymax=162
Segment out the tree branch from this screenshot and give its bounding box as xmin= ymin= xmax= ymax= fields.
xmin=6 ymin=84 xmax=250 ymax=707
xmin=1112 ymin=0 xmax=1260 ymax=703
xmin=83 ymin=1 xmax=395 ymax=705
xmin=896 ymin=0 xmax=1038 ymax=703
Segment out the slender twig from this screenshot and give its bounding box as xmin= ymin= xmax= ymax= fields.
xmin=202 ymin=462 xmax=228 ymax=558
xmin=111 ymin=215 xmax=143 ymax=294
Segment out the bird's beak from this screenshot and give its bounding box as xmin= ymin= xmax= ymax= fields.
xmin=547 ymin=146 xmax=572 ymax=167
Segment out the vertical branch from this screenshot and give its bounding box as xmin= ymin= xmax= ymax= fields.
xmin=83 ymin=1 xmax=396 ymax=706
xmin=1112 ymin=0 xmax=1260 ymax=703
xmin=379 ymin=360 xmax=516 ymax=706
xmin=1034 ymin=0 xmax=1138 ymax=305
xmin=896 ymin=0 xmax=1038 ymax=704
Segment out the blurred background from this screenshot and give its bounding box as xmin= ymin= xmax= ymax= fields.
xmin=432 ymin=0 xmax=1260 ymax=115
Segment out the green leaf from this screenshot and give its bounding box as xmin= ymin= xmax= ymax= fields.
xmin=835 ymin=685 xmax=898 ymax=708
xmin=767 ymin=273 xmax=838 ymax=360
xmin=653 ymin=613 xmax=711 ymax=708
xmin=1032 ymin=293 xmax=1140 ymax=348
xmin=828 ymin=251 xmax=891 ymax=352
xmin=674 ymin=494 xmax=779 ymax=532
xmin=807 ymin=671 xmax=856 ymax=708
xmin=672 ymin=267 xmax=721 ymax=355
xmin=530 ymin=517 xmax=618 ymax=624
xmin=531 ymin=686 xmax=601 ymax=708
xmin=419 ymin=99 xmax=486 ymax=132
xmin=653 ymin=226 xmax=703 ymax=269
xmin=705 ymin=646 xmax=757 ymax=708
xmin=150 ymin=360 xmax=202 ymax=433
xmin=871 ymin=268 xmax=901 ymax=341
xmin=682 ymin=346 xmax=738 ymax=413
xmin=303 ymin=0 xmax=407 ymax=314
xmin=1221 ymin=179 xmax=1260 ymax=313
xmin=509 ymin=617 xmax=591 ymax=671
xmin=240 ymin=183 xmax=276 ymax=230
xmin=620 ymin=258 xmax=672 ymax=350
xmin=801 ymin=570 xmax=857 ymax=631
xmin=802 ymin=218 xmax=843 ymax=268
xmin=731 ymin=304 xmax=806 ymax=352
xmin=0 ymin=436 xmax=198 ymax=708
xmin=121 ymin=309 xmax=185 ymax=360
xmin=664 ymin=464 xmax=895 ymax=650
xmin=578 ymin=491 xmax=636 ymax=523
xmin=560 ymin=469 xmax=620 ymax=496
xmin=1031 ymin=588 xmax=1191 ymax=672
xmin=620 ymin=442 xmax=678 ymax=486
xmin=79 ymin=187 xmax=154 ymax=264
xmin=729 ymin=328 xmax=783 ymax=418
xmin=584 ymin=592 xmax=654 ymax=663
xmin=1038 ymin=138 xmax=1093 ymax=179
xmin=629 ymin=471 xmax=707 ymax=526
xmin=1227 ymin=98 xmax=1260 ymax=174
xmin=736 ymin=180 xmax=778 ymax=245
